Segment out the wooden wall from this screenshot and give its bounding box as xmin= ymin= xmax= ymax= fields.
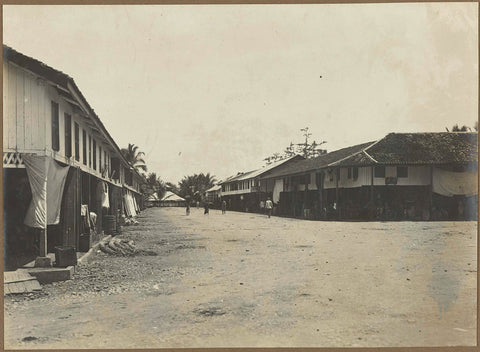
xmin=3 ymin=60 xmax=117 ymax=182
xmin=3 ymin=61 xmax=47 ymax=152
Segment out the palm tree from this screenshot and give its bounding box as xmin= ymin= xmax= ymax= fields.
xmin=146 ymin=172 xmax=158 ymax=189
xmin=178 ymin=173 xmax=217 ymax=201
xmin=121 ymin=143 xmax=147 ymax=173
xmin=143 ymin=172 xmax=166 ymax=199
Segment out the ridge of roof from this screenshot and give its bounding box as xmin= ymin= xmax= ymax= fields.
xmin=260 ymin=141 xmax=376 ymax=179
xmin=219 ymin=155 xmax=303 ymax=184
xmin=332 ymin=132 xmax=478 ymax=167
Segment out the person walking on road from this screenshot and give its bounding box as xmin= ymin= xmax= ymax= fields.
xmin=221 ymin=200 xmax=227 ymax=214
xmin=186 ymin=202 xmax=190 ymax=216
xmin=204 ymin=201 xmax=209 ymax=215
xmin=265 ymin=198 xmax=273 ymax=218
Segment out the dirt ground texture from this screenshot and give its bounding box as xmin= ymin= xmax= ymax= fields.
xmin=4 ymin=207 xmax=477 ymax=348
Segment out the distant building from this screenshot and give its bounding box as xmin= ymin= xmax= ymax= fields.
xmin=205 ymin=184 xmax=222 ymax=205
xmin=219 ymin=155 xmax=304 ymax=213
xmin=159 ymin=192 xmax=186 ymax=207
xmin=145 ymin=192 xmax=161 ymax=208
xmin=260 ymin=132 xmax=478 ymax=221
xmin=3 ymin=45 xmax=145 ymax=269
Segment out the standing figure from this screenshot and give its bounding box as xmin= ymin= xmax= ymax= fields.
xmin=265 ymin=198 xmax=273 ymax=218
xmin=221 ymin=200 xmax=227 ymax=214
xmin=186 ymin=202 xmax=190 ymax=216
xmin=204 ymin=201 xmax=209 ymax=215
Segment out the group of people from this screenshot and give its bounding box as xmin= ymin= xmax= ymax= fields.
xmin=185 ymin=201 xmax=212 ymax=216
xmin=185 ymin=198 xmax=274 ymax=218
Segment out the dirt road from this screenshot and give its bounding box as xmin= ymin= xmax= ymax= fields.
xmin=4 ymin=207 xmax=477 ymax=348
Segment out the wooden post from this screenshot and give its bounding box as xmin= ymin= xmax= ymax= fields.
xmin=292 ymin=177 xmax=297 ymax=217
xmin=335 ymin=168 xmax=339 ymax=220
xmin=320 ymin=172 xmax=324 ymax=219
xmin=429 ymin=165 xmax=433 ymax=219
xmin=303 ymin=174 xmax=308 ymax=219
xmin=370 ymin=166 xmax=374 ymax=202
xmin=88 ymin=173 xmax=91 ymax=209
xmin=35 ymin=156 xmax=51 ymax=267
xmin=40 ymin=155 xmax=48 ymax=256
xmin=39 ymin=229 xmax=47 ymax=257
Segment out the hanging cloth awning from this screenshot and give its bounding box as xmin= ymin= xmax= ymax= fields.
xmin=23 ymin=155 xmax=70 ymax=228
xmin=123 ymin=190 xmax=137 ymax=217
xmin=272 ymin=179 xmax=283 ymax=204
xmin=101 ymin=181 xmax=110 ymax=209
xmin=432 ymin=167 xmax=478 ymax=197
xmin=132 ymin=193 xmax=140 ymax=213
xmin=123 ymin=192 xmax=131 ymax=217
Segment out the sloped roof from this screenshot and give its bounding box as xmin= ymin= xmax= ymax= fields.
xmin=261 ymin=141 xmax=375 ymax=179
xmin=237 ymin=155 xmax=303 ymax=180
xmin=224 ymin=170 xmax=258 ymax=183
xmin=161 ymin=191 xmax=185 ymax=202
xmin=205 ymin=185 xmax=221 ymax=192
xmin=146 ymin=192 xmax=160 ymax=201
xmin=220 ymin=155 xmax=303 ymax=184
xmin=332 ymin=132 xmax=478 ymax=167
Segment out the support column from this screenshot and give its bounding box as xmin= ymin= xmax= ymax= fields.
xmin=35 ymin=156 xmax=51 ymax=267
xmin=335 ymin=168 xmax=339 ymax=220
xmin=303 ymin=174 xmax=308 ymax=219
xmin=370 ymin=165 xmax=375 ymax=220
xmin=292 ymin=177 xmax=297 ymax=217
xmin=38 ymin=229 xmax=47 ymax=257
xmin=370 ymin=166 xmax=374 ymax=202
xmin=428 ymin=165 xmax=433 ymax=219
xmin=320 ymin=172 xmax=325 ymax=219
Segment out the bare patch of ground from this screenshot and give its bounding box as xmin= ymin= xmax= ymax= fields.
xmin=4 ymin=207 xmax=477 ymax=348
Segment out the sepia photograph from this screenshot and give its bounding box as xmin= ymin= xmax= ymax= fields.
xmin=2 ymin=2 xmax=478 ymax=349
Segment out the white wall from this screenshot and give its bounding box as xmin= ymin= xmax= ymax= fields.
xmin=3 ymin=61 xmax=47 ymax=152
xmin=322 ymin=167 xmax=371 ymax=189
xmin=290 ymin=165 xmax=432 ymax=190
xmin=4 ymin=60 xmax=117 ymax=180
xmin=221 ymin=188 xmax=251 ymax=196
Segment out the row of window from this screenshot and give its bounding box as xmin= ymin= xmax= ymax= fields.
xmin=220 ymin=165 xmax=411 ymax=192
xmin=330 ymin=166 xmax=408 ymax=182
xmin=222 ymin=179 xmax=258 ymax=192
xmin=51 ymin=101 xmax=110 ymax=175
xmin=374 ymin=166 xmax=408 ymax=178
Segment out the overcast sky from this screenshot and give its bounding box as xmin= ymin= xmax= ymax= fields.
xmin=4 ymin=3 xmax=478 ymax=183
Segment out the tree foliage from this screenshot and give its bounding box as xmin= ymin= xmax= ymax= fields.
xmin=143 ymin=172 xmax=166 ymax=199
xmin=121 ymin=143 xmax=147 ymax=173
xmin=177 ymin=173 xmax=217 ymax=202
xmin=264 ymin=127 xmax=327 ymax=164
xmin=446 ymin=123 xmax=478 ymax=132
xmin=165 ymin=182 xmax=179 ymax=194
